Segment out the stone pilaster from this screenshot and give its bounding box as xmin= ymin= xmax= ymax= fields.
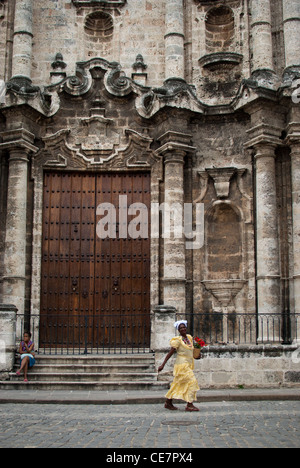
xmin=254 ymin=143 xmax=281 ymax=321
xmin=250 ymin=0 xmax=274 ymax=73
xmin=245 ymin=114 xmax=283 ymax=341
xmin=165 ymin=0 xmax=185 ymax=80
xmin=286 ymin=123 xmax=300 ymax=319
xmin=282 ymin=0 xmax=300 ymax=70
xmin=11 ymin=0 xmax=34 ymax=81
xmin=157 ymin=131 xmax=196 ymax=316
xmin=0 ymin=129 xmax=38 ymax=318
xmin=163 ymin=150 xmax=186 ymax=314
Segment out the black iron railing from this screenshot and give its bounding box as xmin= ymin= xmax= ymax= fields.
xmin=176 ymin=313 xmax=300 ymax=345
xmin=17 ymin=314 xmax=151 ymax=355
xmin=16 ymin=312 xmax=300 ymax=355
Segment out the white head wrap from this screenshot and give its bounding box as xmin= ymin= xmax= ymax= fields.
xmin=174 ymin=320 xmax=188 ymax=330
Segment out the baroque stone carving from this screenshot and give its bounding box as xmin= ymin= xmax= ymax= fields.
xmin=34 ymin=127 xmax=160 ymax=171
xmin=47 ymin=58 xmax=132 ymax=99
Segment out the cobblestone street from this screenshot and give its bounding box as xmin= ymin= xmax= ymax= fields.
xmin=1 ymin=400 xmax=299 ymax=449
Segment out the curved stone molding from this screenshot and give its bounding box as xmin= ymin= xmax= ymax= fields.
xmin=47 ymin=58 xmax=132 ymax=99
xmin=84 ymin=10 xmax=114 ymax=39
xmin=199 ymin=52 xmax=243 ymax=70
xmin=103 ymin=67 xmax=132 ymax=97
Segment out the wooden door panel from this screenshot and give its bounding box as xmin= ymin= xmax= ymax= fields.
xmin=40 ymin=172 xmax=151 ymax=350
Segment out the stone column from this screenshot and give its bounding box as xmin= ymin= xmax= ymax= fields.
xmin=282 ymin=0 xmax=300 ymax=69
xmin=157 ymin=131 xmax=196 ymax=316
xmin=254 ymin=143 xmax=281 ymax=340
xmin=11 ymin=0 xmax=33 ymax=85
xmin=165 ymin=0 xmax=185 ymax=80
xmin=163 ymin=150 xmax=186 ymax=314
xmin=290 ymin=142 xmax=300 ymax=317
xmin=286 ymin=128 xmax=300 ymax=321
xmin=0 ymin=304 xmax=17 ymax=380
xmin=250 ymin=0 xmax=274 ymax=72
xmin=0 ymin=129 xmax=38 ymax=319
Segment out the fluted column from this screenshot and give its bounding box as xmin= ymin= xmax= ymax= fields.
xmin=11 ymin=0 xmax=33 ymax=82
xmin=165 ymin=0 xmax=185 ymax=80
xmin=254 ymin=143 xmax=281 ymax=341
xmin=282 ymin=0 xmax=300 ymax=69
xmin=250 ymin=0 xmax=274 ymax=73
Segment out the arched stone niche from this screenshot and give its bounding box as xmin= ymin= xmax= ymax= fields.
xmin=206 ymin=202 xmax=243 ymax=281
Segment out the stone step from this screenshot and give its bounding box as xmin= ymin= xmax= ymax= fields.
xmin=0 ymin=381 xmax=169 ymax=392
xmin=13 ymin=363 xmax=155 ymax=374
xmin=10 ymin=372 xmax=158 ymax=382
xmin=7 ymin=353 xmax=162 ymax=392
xmin=17 ymin=354 xmax=155 ymax=366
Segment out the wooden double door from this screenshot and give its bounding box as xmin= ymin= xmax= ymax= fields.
xmin=40 ymin=172 xmax=151 ymax=350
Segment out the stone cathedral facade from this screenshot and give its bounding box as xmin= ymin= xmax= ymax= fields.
xmin=0 ymin=0 xmax=299 ymax=352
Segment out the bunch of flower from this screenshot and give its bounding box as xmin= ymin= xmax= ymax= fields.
xmin=193 ymin=337 xmax=207 ymax=349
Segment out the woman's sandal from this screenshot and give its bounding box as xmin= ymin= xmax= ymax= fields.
xmin=164 ymin=402 xmax=178 ymax=411
xmin=185 ymin=405 xmax=199 ymax=412
xmin=16 ymin=371 xmax=21 ymax=377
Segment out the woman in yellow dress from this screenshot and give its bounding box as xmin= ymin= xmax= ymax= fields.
xmin=158 ymin=320 xmax=200 ymax=412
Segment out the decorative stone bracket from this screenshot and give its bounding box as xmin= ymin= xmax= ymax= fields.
xmin=206 ymin=167 xmax=237 ymax=199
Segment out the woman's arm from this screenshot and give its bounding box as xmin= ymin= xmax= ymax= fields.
xmin=158 ymin=347 xmax=176 ymax=372
xmin=28 ymin=342 xmax=34 ymax=353
xmin=19 ymin=342 xmax=34 ymax=354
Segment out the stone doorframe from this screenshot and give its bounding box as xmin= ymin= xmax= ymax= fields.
xmin=30 ymin=128 xmax=163 ymax=348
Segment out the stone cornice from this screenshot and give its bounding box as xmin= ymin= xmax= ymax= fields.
xmin=0 ymin=139 xmax=39 ymax=155
xmin=244 ymin=124 xmax=283 ymax=150
xmin=0 ymin=128 xmax=38 ymax=154
xmin=156 ymin=131 xmax=196 ymax=158
xmin=285 ymin=122 xmax=300 ymax=145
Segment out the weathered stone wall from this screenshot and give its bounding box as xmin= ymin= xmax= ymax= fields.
xmin=0 ymin=1 xmax=7 ymax=81
xmin=0 ymin=0 xmax=300 ymax=356
xmin=187 ymin=0 xmax=251 ymax=104
xmin=30 ymin=0 xmax=165 ymax=88
xmin=190 ymin=114 xmax=256 ymax=318
xmin=157 ymin=345 xmax=300 ymax=389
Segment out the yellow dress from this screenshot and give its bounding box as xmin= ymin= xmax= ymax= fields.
xmin=165 ymin=335 xmax=200 ymax=403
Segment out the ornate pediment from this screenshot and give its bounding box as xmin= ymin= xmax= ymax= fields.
xmin=34 ymin=128 xmax=161 ymax=172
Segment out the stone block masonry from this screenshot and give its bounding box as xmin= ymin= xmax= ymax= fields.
xmin=0 ymin=0 xmax=300 ymax=391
